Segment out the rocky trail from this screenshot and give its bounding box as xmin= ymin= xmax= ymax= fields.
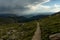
xmin=32 ymin=22 xmax=41 ymax=40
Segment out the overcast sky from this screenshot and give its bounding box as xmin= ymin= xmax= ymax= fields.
xmin=0 ymin=0 xmax=60 ymax=15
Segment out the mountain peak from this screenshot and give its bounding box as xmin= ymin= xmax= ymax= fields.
xmin=52 ymin=12 xmax=60 ymax=16
xmin=55 ymin=12 xmax=60 ymax=14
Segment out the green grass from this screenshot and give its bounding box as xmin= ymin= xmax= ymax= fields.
xmin=39 ymin=14 xmax=60 ymax=40
xmin=0 ymin=21 xmax=37 ymax=40
xmin=0 ymin=12 xmax=60 ymax=40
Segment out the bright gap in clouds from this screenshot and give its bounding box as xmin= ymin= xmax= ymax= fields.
xmin=25 ymin=0 xmax=60 ymax=14
xmin=54 ymin=4 xmax=60 ymax=12
xmin=51 ymin=4 xmax=60 ymax=12
xmin=27 ymin=4 xmax=60 ymax=13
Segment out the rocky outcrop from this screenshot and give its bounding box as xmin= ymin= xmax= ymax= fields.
xmin=49 ymin=33 xmax=60 ymax=40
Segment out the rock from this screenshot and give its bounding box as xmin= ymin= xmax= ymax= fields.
xmin=49 ymin=33 xmax=60 ymax=40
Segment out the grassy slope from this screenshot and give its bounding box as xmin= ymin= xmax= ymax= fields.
xmin=0 ymin=12 xmax=60 ymax=40
xmin=0 ymin=18 xmax=37 ymax=40
xmin=39 ymin=13 xmax=60 ymax=40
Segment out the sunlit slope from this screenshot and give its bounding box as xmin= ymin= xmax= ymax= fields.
xmin=39 ymin=12 xmax=60 ymax=40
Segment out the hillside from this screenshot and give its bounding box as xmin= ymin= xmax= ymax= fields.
xmin=0 ymin=18 xmax=37 ymax=40
xmin=0 ymin=12 xmax=60 ymax=40
xmin=0 ymin=14 xmax=49 ymax=23
xmin=0 ymin=14 xmax=38 ymax=40
xmin=39 ymin=12 xmax=60 ymax=40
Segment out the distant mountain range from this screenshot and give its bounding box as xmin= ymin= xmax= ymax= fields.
xmin=0 ymin=12 xmax=59 ymax=24
xmin=0 ymin=13 xmax=50 ymax=22
xmin=0 ymin=12 xmax=58 ymax=23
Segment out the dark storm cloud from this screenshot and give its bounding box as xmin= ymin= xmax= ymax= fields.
xmin=0 ymin=0 xmax=48 ymax=15
xmin=0 ymin=0 xmax=45 ymax=6
xmin=0 ymin=6 xmax=29 ymax=12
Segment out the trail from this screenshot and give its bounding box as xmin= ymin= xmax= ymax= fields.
xmin=32 ymin=22 xmax=41 ymax=40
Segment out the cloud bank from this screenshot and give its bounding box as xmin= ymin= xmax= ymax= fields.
xmin=0 ymin=0 xmax=60 ymax=15
xmin=0 ymin=0 xmax=50 ymax=15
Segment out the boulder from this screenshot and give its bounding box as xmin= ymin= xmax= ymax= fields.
xmin=49 ymin=33 xmax=60 ymax=40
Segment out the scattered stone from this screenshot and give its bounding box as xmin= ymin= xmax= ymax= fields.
xmin=7 ymin=32 xmax=11 ymax=34
xmin=12 ymin=30 xmax=17 ymax=32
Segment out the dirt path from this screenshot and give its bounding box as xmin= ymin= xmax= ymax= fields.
xmin=32 ymin=22 xmax=41 ymax=40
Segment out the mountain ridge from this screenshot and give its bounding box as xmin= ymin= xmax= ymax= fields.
xmin=0 ymin=12 xmax=59 ymax=23
xmin=0 ymin=13 xmax=49 ymax=22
